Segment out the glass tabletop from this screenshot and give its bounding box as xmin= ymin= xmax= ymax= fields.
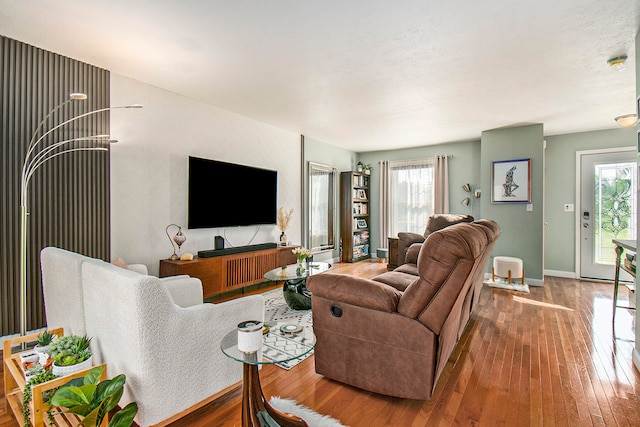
xmin=263 ymin=262 xmax=331 ymax=281
xmin=221 ymin=322 xmax=316 ymax=365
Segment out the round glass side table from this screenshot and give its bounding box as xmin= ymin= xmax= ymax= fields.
xmin=221 ymin=323 xmax=316 ymax=427
xmin=263 ymin=262 xmax=331 ymax=310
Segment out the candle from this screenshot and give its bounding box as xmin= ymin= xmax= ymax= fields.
xmin=237 ymin=320 xmax=264 ymax=353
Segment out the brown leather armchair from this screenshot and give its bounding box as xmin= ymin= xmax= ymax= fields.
xmin=307 ymin=219 xmax=500 ymax=400
xmin=396 ymin=213 xmax=474 ymax=269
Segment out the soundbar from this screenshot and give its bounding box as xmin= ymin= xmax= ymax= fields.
xmin=198 ymin=242 xmax=278 ymax=258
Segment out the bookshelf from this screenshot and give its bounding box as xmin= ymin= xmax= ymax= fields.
xmin=340 ymin=171 xmax=371 ymax=262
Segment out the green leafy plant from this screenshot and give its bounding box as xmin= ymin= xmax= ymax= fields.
xmin=22 ymin=369 xmax=56 ymax=427
xmin=36 ymin=330 xmax=55 ymax=347
xmin=49 ymin=334 xmax=93 ymax=366
xmin=361 ymin=163 xmax=372 ymax=171
xmin=48 ymin=365 xmax=138 ymax=427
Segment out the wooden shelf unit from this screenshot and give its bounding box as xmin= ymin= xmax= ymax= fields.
xmin=159 ymin=245 xmax=298 ymax=298
xmin=3 ymin=329 xmax=107 ymax=427
xmin=340 ymin=171 xmax=371 ymax=263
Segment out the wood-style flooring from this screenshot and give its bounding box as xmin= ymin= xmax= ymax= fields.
xmin=1 ymin=260 xmax=638 ymax=426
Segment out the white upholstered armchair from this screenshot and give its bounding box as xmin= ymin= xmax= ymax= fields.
xmin=40 ymin=247 xmax=264 ymax=426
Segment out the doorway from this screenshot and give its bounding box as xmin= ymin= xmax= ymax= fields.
xmin=579 ymin=148 xmax=636 ymax=281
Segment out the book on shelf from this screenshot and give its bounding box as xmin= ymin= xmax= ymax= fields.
xmin=351 ymin=174 xmax=368 ymax=188
xmin=352 ymin=202 xmax=368 ymax=215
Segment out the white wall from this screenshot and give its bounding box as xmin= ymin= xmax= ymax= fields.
xmin=109 ymin=74 xmax=301 ymax=275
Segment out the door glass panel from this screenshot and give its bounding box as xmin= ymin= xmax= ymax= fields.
xmin=594 ymin=162 xmax=637 ymax=265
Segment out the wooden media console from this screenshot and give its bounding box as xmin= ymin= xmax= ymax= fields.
xmin=159 ymin=245 xmax=297 ymax=298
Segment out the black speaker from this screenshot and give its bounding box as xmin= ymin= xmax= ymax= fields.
xmin=214 ymin=236 xmax=224 ymax=250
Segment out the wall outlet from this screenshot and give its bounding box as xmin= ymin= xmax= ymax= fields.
xmin=564 ymin=203 xmax=574 ymax=212
xmin=526 ymin=203 xmax=533 ymax=211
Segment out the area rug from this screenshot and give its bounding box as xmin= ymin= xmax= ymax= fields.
xmin=269 ymin=397 xmax=347 ymax=427
xmin=484 ymin=278 xmax=530 ymax=294
xmin=263 ymin=288 xmax=312 ymax=328
xmin=262 ymin=288 xmax=313 ymax=369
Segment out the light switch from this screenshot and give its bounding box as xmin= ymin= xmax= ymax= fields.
xmin=564 ymin=204 xmax=574 ymax=212
xmin=526 ymin=203 xmax=533 ymax=211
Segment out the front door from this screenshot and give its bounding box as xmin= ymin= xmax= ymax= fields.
xmin=579 ymin=150 xmax=636 ymax=281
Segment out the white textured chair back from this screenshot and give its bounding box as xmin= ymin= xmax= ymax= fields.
xmin=40 ymin=247 xmax=99 ymax=336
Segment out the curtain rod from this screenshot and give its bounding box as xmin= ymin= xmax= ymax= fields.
xmin=377 ymin=154 xmax=453 ymax=164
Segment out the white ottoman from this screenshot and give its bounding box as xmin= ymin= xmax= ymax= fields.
xmin=492 ymin=256 xmax=524 ymax=284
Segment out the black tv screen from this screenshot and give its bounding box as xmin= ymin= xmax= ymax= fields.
xmin=188 ymin=156 xmax=277 ymax=229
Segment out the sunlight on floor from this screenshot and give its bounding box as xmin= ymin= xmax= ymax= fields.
xmin=512 ymin=295 xmax=574 ymax=311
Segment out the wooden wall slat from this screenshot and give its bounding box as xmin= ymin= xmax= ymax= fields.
xmin=0 ymin=36 xmax=110 ymax=336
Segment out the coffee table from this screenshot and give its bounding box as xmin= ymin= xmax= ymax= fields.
xmin=221 ymin=323 xmax=316 ymax=427
xmin=264 ymin=262 xmax=331 ymax=310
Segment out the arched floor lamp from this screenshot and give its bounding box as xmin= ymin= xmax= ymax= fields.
xmin=19 ymin=93 xmax=143 ymax=338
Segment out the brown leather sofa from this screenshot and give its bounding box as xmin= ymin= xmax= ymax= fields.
xmin=306 ymin=219 xmax=500 ymax=400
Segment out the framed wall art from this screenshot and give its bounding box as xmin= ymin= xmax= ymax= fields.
xmin=491 ymin=158 xmax=531 ymax=203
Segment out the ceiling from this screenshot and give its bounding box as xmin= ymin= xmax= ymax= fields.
xmin=0 ymin=1 xmax=638 ymax=152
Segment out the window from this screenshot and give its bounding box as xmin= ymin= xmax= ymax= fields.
xmin=389 ymin=159 xmax=435 ymax=236
xmin=308 ymin=162 xmax=336 ymax=252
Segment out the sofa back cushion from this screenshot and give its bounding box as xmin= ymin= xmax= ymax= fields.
xmin=398 ymin=222 xmax=490 ymax=333
xmin=423 ymin=214 xmax=474 ymax=238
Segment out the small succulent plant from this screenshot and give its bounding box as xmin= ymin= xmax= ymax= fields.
xmin=24 ymin=363 xmax=45 ymax=377
xmin=36 ymin=330 xmax=55 ymax=347
xmin=49 ymin=334 xmax=92 ymax=367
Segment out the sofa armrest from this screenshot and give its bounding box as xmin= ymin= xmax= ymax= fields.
xmin=397 ymin=232 xmax=425 ymax=265
xmin=307 ymin=273 xmax=401 ymax=312
xmin=160 ymin=276 xmax=204 ymax=307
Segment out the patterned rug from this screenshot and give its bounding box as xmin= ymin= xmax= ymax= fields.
xmin=262 ymin=288 xmax=313 ymax=369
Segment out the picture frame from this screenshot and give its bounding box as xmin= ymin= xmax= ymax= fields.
xmin=356 ymin=189 xmax=367 ymax=199
xmin=491 ymin=158 xmax=531 ymax=203
xmin=356 ymin=218 xmax=368 ymax=229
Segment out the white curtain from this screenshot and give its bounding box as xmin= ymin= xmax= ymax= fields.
xmin=380 ymin=156 xmax=450 ymax=239
xmin=386 ymin=158 xmax=435 ymax=236
xmin=379 ymin=160 xmax=390 ymax=248
xmin=434 ymin=155 xmax=449 ymax=214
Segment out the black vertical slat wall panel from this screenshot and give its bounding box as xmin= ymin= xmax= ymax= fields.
xmin=0 ymin=36 xmax=110 ymax=336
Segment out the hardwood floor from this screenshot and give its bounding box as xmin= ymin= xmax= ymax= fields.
xmin=2 ymin=261 xmax=638 ymax=426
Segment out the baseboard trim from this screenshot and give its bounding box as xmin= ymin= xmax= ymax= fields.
xmin=544 ymin=269 xmax=578 ymax=279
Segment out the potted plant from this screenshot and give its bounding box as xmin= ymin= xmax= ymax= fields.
xmin=34 ymin=330 xmax=55 ymax=354
xmin=48 ymin=365 xmax=138 ymax=427
xmin=292 ymin=247 xmax=312 ymax=273
xmin=49 ymin=334 xmax=93 ymax=377
xmin=362 ymin=163 xmax=372 ymax=175
xmin=22 ymin=369 xmax=56 ymax=427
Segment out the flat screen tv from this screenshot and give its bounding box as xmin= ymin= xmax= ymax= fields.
xmin=188 ymin=156 xmax=277 ymax=229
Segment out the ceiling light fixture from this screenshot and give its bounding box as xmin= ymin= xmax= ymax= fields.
xmin=607 ymin=55 xmax=628 ymax=71
xmin=614 ymin=114 xmax=638 ymax=127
